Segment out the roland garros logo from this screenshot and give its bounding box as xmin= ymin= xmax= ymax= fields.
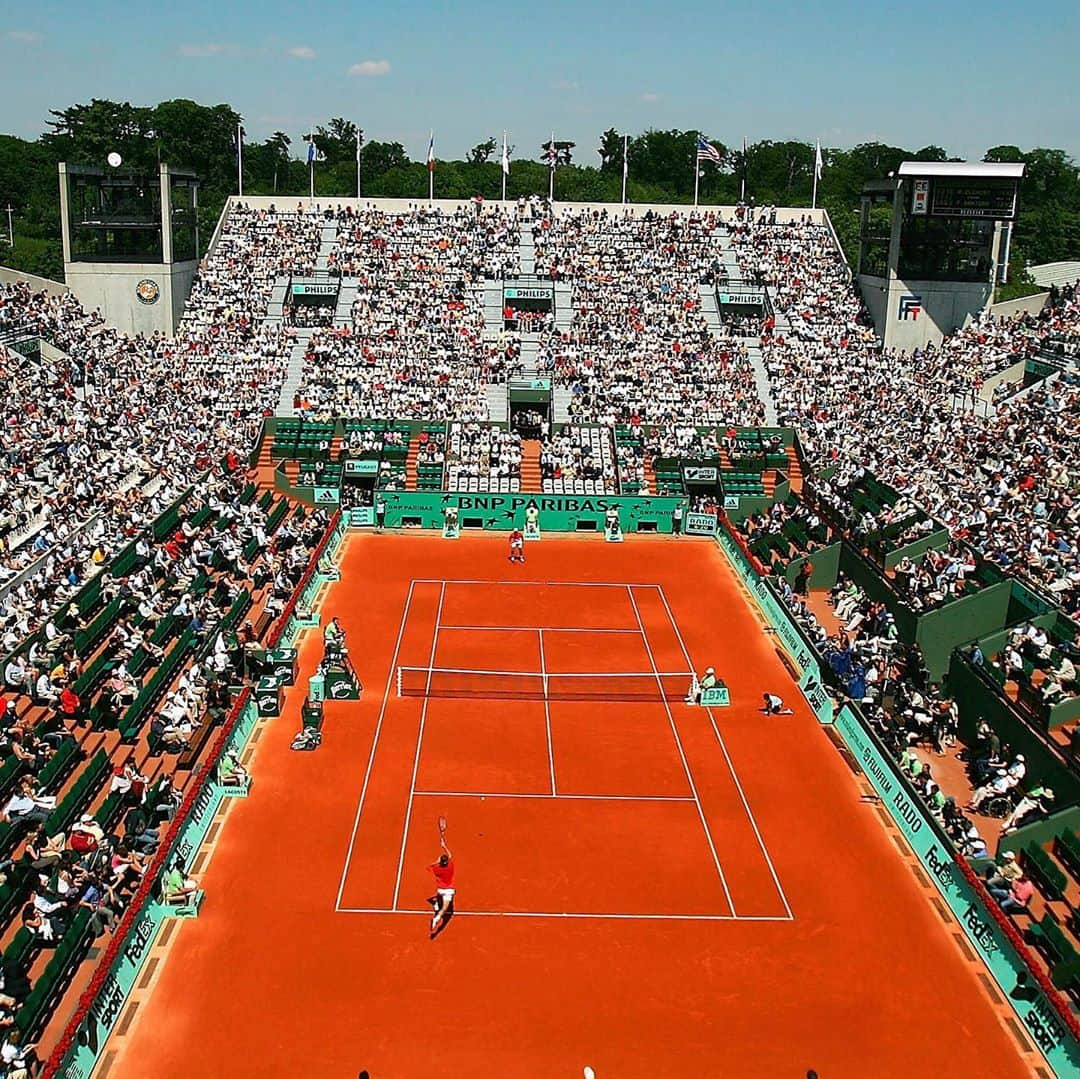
xmin=136 ymin=279 xmax=160 ymax=305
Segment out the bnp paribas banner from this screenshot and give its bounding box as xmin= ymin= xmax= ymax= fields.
xmin=372 ymin=491 xmax=686 ymax=533
xmin=833 ymin=705 xmax=1080 ymax=1077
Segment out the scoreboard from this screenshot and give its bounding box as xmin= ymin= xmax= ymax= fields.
xmin=917 ymin=178 xmax=1018 ymax=220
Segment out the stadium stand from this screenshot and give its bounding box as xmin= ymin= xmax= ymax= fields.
xmin=2 ymin=191 xmax=1078 ymax=1060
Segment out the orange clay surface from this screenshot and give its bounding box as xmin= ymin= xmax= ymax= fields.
xmin=109 ymin=533 xmax=1034 ymax=1078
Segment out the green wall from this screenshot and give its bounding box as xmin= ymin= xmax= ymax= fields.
xmin=947 ymin=652 xmax=1080 ymax=808
xmin=783 ymin=541 xmax=842 ymax=591
xmin=374 ymin=490 xmax=686 ymax=532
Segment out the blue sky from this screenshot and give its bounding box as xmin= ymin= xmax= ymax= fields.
xmin=1 ymin=0 xmax=1077 ymax=162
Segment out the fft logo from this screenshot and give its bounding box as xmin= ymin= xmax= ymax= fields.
xmin=898 ymin=294 xmax=922 ymax=321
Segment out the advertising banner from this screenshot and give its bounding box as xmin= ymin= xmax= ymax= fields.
xmin=366 ymin=491 xmax=686 ymax=533
xmin=715 ymin=528 xmax=834 ymax=724
xmin=833 ymin=706 xmax=1080 ymax=1076
xmin=685 ymin=512 xmax=718 ymax=536
xmin=344 ymin=459 xmax=379 ymax=476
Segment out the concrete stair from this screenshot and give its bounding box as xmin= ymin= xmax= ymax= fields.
xmin=518 ymin=334 xmax=542 ymax=378
xmin=553 ymin=281 xmax=573 ymax=330
xmin=276 ymin=329 xmax=313 ymax=416
xmin=698 ymin=285 xmax=722 ymax=335
xmin=520 ymin=439 xmax=542 ymax=492
xmin=742 ymin=336 xmax=778 ymax=425
xmin=519 ymin=227 xmax=536 ymax=276
xmin=485 ymin=383 xmax=508 ymax=422
xmin=552 ymin=386 xmax=573 ymax=424
xmin=334 ymin=280 xmax=358 ymax=326
xmin=317 ymin=222 xmax=338 ymax=265
xmin=266 ymin=277 xmax=289 ymax=325
xmin=482 ymin=281 xmax=505 ymax=331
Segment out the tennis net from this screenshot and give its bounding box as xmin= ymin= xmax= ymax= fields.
xmin=396 ymin=666 xmax=696 ymax=701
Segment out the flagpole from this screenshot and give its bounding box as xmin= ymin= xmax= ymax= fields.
xmin=740 ymin=136 xmax=747 ymax=202
xmin=549 ymin=130 xmax=555 ymax=202
xmin=693 ymin=134 xmax=700 ymax=208
xmin=237 ymin=121 xmax=243 ymax=196
xmin=356 ymin=129 xmax=362 ymax=200
xmin=502 ymin=131 xmax=507 ymax=203
xmin=309 ymin=124 xmax=315 ymax=200
xmin=812 ymin=138 xmax=820 ymax=210
xmin=621 ymin=133 xmax=628 ymax=205
xmin=428 ymin=129 xmax=434 ymax=204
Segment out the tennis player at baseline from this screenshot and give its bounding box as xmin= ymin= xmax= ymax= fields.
xmin=428 ymin=841 xmax=455 ymax=938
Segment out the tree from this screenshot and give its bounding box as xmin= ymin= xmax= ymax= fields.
xmin=313 ymin=118 xmax=360 ymax=168
xmin=467 ymin=138 xmax=496 ymax=166
xmin=597 ymin=128 xmax=623 ymax=173
xmin=359 ymin=141 xmax=409 ymax=185
xmin=984 ymin=145 xmax=1025 ymax=164
xmin=268 ymin=131 xmax=291 ymax=193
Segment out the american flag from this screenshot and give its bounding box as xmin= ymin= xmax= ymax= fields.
xmin=696 ymin=136 xmax=722 ymax=164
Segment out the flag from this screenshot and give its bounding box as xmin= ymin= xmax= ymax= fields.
xmin=622 ymin=134 xmax=629 ymax=182
xmin=546 ymin=132 xmax=557 ymax=170
xmin=307 ymin=138 xmax=317 ymax=166
xmin=696 ymin=136 xmax=722 ymax=164
xmin=814 ymin=139 xmax=823 ymax=181
xmin=501 ymin=132 xmax=510 ymax=176
xmin=427 ymin=132 xmax=436 ymax=173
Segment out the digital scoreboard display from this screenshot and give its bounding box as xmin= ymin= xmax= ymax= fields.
xmin=930 ymin=179 xmax=1018 ymax=220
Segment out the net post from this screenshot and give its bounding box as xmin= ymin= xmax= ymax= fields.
xmin=396 ymin=666 xmax=402 ymax=697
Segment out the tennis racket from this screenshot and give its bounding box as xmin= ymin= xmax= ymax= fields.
xmin=438 ymin=814 xmax=448 ymax=842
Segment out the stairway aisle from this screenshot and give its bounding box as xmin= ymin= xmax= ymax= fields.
xmin=405 ymin=438 xmax=420 ymax=490
xmin=742 ymin=337 xmax=778 ymax=425
xmin=519 ymin=226 xmax=536 ymax=276
xmin=275 ymin=329 xmax=313 ymax=416
xmin=784 ymin=446 xmax=803 ymax=494
xmin=520 ymin=439 xmax=542 ymax=493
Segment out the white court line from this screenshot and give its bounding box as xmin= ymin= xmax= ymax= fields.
xmin=390 ymin=581 xmax=446 ymax=911
xmin=337 ymin=908 xmax=790 ymax=922
xmin=654 ymin=584 xmax=794 ymax=921
xmin=538 ymin=629 xmax=557 ymax=795
xmin=626 ymin=585 xmax=735 ymax=917
xmin=439 ymin=626 xmax=640 ymax=633
xmin=413 ymin=791 xmax=696 ymax=803
xmin=334 ymin=580 xmax=416 ymax=912
xmin=411 ymin=579 xmax=663 ymax=588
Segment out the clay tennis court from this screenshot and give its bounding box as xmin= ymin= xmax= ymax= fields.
xmin=107 ymin=533 xmax=1035 ymax=1078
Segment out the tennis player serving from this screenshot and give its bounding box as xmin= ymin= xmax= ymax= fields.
xmin=427 ymin=816 xmax=455 ymax=938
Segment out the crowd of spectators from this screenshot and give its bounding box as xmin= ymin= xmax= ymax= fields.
xmin=444 ymin=423 xmax=522 ymax=491
xmin=538 ymin=427 xmax=617 ymax=494
xmin=298 ymin=205 xmax=521 ymax=420
xmin=532 ymin=209 xmax=765 ymax=427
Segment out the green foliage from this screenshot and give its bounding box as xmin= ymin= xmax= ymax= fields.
xmin=0 ymin=98 xmax=1077 ymax=287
